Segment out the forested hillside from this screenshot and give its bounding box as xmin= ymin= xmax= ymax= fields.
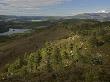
xmin=0 ymin=19 xmax=110 ymax=82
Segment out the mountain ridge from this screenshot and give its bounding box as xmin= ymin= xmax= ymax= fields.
xmin=1 ymin=12 xmax=110 ymax=21
xmin=73 ymin=12 xmax=110 ymax=21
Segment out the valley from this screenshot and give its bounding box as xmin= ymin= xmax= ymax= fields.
xmin=0 ymin=18 xmax=110 ymax=82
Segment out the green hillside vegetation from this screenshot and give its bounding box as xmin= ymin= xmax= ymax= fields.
xmin=0 ymin=26 xmax=71 ymax=70
xmin=0 ymin=19 xmax=110 ymax=82
xmin=7 ymin=21 xmax=52 ymax=29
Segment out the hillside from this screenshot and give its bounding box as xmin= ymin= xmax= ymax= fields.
xmin=0 ymin=19 xmax=110 ymax=82
xmin=0 ymin=26 xmax=71 ymax=69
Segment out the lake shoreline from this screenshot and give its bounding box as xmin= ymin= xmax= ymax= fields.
xmin=0 ymin=28 xmax=31 ymax=36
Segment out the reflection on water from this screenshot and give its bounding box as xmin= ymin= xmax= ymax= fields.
xmin=0 ymin=28 xmax=30 ymax=36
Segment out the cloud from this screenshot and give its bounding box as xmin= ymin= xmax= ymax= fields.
xmin=0 ymin=0 xmax=70 ymax=15
xmin=97 ymin=10 xmax=107 ymax=13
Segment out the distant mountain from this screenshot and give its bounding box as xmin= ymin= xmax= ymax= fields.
xmin=1 ymin=13 xmax=110 ymax=22
xmin=73 ymin=12 xmax=110 ymax=21
xmin=0 ymin=15 xmax=49 ymax=22
xmin=0 ymin=15 xmax=67 ymax=22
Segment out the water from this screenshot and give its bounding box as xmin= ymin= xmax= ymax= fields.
xmin=0 ymin=28 xmax=30 ymax=36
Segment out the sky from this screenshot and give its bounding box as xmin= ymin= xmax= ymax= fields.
xmin=0 ymin=0 xmax=110 ymax=16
